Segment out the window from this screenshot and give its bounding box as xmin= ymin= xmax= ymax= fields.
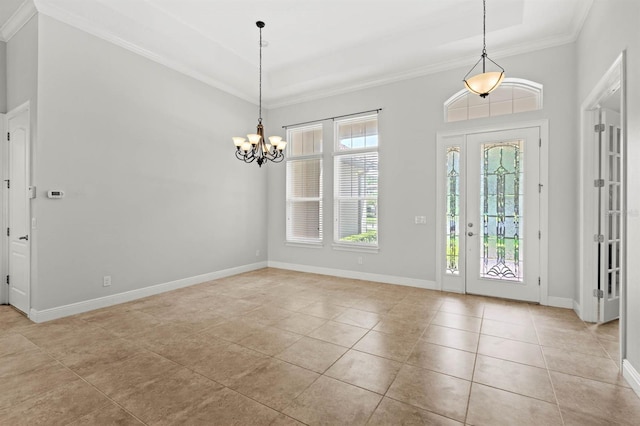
xmin=286 ymin=124 xmax=323 ymax=244
xmin=334 ymin=115 xmax=379 ymax=247
xmin=444 ymin=78 xmax=543 ymax=122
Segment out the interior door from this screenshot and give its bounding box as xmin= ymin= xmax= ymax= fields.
xmin=7 ymin=108 xmax=30 ymax=315
xmin=465 ymin=128 xmax=540 ymax=302
xmin=598 ymin=109 xmax=621 ymax=322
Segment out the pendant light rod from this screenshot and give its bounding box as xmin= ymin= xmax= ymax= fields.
xmin=462 ymin=0 xmax=505 ymax=98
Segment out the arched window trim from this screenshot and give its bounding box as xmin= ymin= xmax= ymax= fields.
xmin=444 ymin=78 xmax=543 ymax=122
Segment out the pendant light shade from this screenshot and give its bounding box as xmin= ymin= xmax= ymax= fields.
xmin=463 ymin=0 xmax=505 ymax=97
xmin=232 ymin=21 xmax=285 ymax=167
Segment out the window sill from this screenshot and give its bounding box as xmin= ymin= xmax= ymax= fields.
xmin=285 ymin=241 xmax=324 ymax=249
xmin=331 ymin=243 xmax=379 ymax=254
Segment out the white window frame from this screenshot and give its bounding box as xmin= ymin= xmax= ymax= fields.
xmin=333 ymin=114 xmax=379 ymax=252
xmin=286 ymin=124 xmax=323 ymax=246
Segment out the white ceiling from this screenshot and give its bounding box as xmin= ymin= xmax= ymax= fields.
xmin=6 ymin=0 xmax=593 ymax=107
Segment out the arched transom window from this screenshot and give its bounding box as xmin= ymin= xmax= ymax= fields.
xmin=445 ymin=78 xmax=543 ymax=123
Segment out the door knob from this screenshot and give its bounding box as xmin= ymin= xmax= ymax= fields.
xmin=18 ymin=235 xmax=28 ymax=241
xmin=468 ymin=232 xmax=474 ymax=237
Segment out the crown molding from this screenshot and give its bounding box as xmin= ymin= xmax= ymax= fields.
xmin=33 ymin=0 xmax=258 ymax=105
xmin=0 ymin=0 xmax=37 ymax=42
xmin=266 ymin=32 xmax=578 ymax=109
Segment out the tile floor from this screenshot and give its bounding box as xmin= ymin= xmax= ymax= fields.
xmin=0 ymin=268 xmax=638 ymax=425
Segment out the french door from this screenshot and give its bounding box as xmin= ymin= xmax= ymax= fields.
xmin=596 ymin=109 xmax=622 ymax=322
xmin=438 ymin=126 xmax=541 ymax=302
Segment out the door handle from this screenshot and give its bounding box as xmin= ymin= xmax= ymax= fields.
xmin=18 ymin=235 xmax=28 ymax=241
xmin=468 ymin=232 xmax=474 ymax=237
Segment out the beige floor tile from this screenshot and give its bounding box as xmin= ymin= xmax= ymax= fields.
xmin=536 ymin=327 xmax=609 ymax=358
xmin=386 ymin=364 xmax=470 ymax=422
xmin=283 ymin=376 xmax=381 ymax=426
xmin=473 ymin=355 xmax=555 ymax=402
xmin=483 ymin=305 xmax=533 ymax=326
xmin=368 ymin=397 xmax=463 ymax=426
xmin=406 ymin=341 xmax=476 ymax=380
xmin=466 ymin=383 xmax=562 ymax=426
xmin=55 ymin=338 xmax=144 ymax=377
xmin=83 ymin=351 xmax=181 ymax=400
xmin=599 ymin=338 xmax=621 ymax=366
xmin=372 ymin=316 xmax=430 ymax=337
xmin=241 ymin=305 xmax=293 ymax=326
xmin=439 ymin=300 xmax=484 ymax=318
xmin=587 ymin=320 xmax=619 ymax=341
xmin=276 ymin=336 xmax=347 ymax=373
xmin=353 ymin=330 xmax=420 ymax=362
xmin=0 ymin=350 xmax=58 ymax=378
xmin=115 ymin=367 xmax=223 ymax=425
xmin=0 ymin=333 xmax=39 ymax=357
xmin=272 ymin=312 xmax=327 ymax=335
xmin=560 ymin=407 xmax=619 ymax=426
xmin=550 ymin=371 xmax=640 ymax=425
xmin=477 ymin=334 xmax=545 ymax=368
xmin=386 ymin=303 xmax=438 ymax=322
xmin=67 ymin=403 xmax=144 ymax=425
xmin=0 ymin=378 xmax=111 ymax=425
xmin=333 ymin=308 xmax=382 ymax=329
xmin=228 ymin=358 xmax=319 ymax=411
xmin=480 ymin=318 xmax=539 ymax=344
xmin=171 ymin=386 xmax=279 ymax=425
xmin=422 ymin=325 xmax=479 ymax=353
xmin=298 ymin=301 xmax=348 ymax=319
xmin=237 ymin=326 xmax=302 ymax=356
xmin=350 ymin=297 xmax=397 ymax=314
xmin=270 ymin=413 xmax=307 ymax=425
xmin=308 ymin=321 xmax=368 ymax=347
xmin=189 ymin=341 xmax=270 ymax=386
xmin=543 ymin=346 xmax=628 ymax=387
xmin=0 ymin=362 xmax=79 ymax=409
xmin=325 ymin=349 xmax=402 ymax=394
xmin=431 ymin=311 xmax=482 ymax=333
xmin=200 ymin=317 xmax=266 ymax=343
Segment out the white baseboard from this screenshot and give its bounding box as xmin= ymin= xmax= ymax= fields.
xmin=29 ymin=262 xmax=267 ymax=323
xmin=545 ymin=296 xmax=574 ymax=309
xmin=623 ymin=359 xmax=640 ymax=397
xmin=267 ymin=261 xmax=437 ymax=290
xmin=572 ymin=299 xmax=582 ymax=318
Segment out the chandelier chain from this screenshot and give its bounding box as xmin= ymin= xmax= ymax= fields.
xmin=258 ymin=25 xmax=263 ymax=124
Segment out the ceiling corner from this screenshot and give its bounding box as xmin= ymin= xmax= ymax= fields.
xmin=0 ymin=0 xmax=37 ymax=42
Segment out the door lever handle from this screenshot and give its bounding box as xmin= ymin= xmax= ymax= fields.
xmin=18 ymin=235 xmax=28 ymax=241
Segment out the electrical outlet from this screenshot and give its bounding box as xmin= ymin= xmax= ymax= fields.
xmin=415 ymin=215 xmax=427 ymax=224
xmin=103 ymin=275 xmax=112 ymax=287
xmin=357 ymin=256 xmax=363 ymax=265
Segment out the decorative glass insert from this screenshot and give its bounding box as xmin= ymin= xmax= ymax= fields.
xmin=480 ymin=140 xmax=524 ymax=281
xmin=446 ymin=147 xmax=461 ymax=274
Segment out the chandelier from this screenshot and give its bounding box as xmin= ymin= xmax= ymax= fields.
xmin=233 ymin=21 xmax=286 ymax=167
xmin=463 ymin=0 xmax=505 ymax=97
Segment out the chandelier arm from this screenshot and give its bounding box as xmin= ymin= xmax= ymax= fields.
xmin=463 ymin=55 xmax=485 ymax=81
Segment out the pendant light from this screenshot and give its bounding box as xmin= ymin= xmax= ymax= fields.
xmin=463 ymin=0 xmax=505 ymax=97
xmin=233 ymin=21 xmax=286 ymax=167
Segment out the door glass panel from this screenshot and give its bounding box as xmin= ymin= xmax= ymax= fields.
xmin=446 ymin=147 xmax=460 ymax=274
xmin=480 ymin=140 xmax=524 ymax=282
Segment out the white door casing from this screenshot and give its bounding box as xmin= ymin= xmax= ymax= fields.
xmin=7 ymin=106 xmax=31 ymax=315
xmin=436 ymin=121 xmax=548 ymax=304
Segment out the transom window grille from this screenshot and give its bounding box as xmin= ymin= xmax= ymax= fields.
xmin=286 ymin=124 xmax=323 ymax=244
xmin=334 ymin=115 xmax=379 ymax=247
xmin=445 ymin=78 xmax=543 ymax=123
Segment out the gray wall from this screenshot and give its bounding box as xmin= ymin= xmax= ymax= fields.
xmin=33 ymin=15 xmax=267 ymax=310
xmin=576 ymin=0 xmax=640 ymax=380
xmin=267 ymin=43 xmax=577 ymax=301
xmin=0 ymin=41 xmax=6 ymax=113
xmin=6 ymin=15 xmax=37 ymax=112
